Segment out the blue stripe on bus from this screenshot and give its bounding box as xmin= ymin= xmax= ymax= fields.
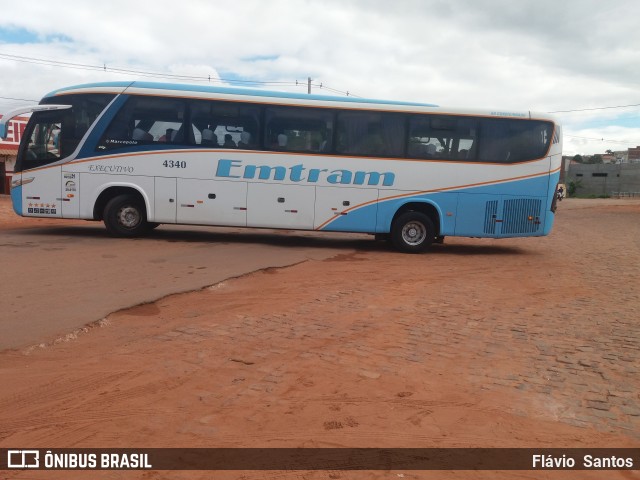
xmin=11 ymin=185 xmax=22 ymax=215
xmin=44 ymin=81 xmax=132 ymax=98
xmin=321 ymin=175 xmax=552 ymax=235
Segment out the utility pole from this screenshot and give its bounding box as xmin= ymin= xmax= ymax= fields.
xmin=307 ymin=77 xmax=312 ymax=94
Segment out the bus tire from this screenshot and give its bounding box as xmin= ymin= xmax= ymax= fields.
xmin=103 ymin=194 xmax=150 ymax=237
xmin=391 ymin=211 xmax=434 ymax=253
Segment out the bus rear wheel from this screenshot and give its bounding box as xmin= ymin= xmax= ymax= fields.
xmin=391 ymin=211 xmax=435 ymax=253
xmin=103 ymin=194 xmax=151 ymax=237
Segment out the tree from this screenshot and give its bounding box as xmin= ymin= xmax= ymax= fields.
xmin=567 ymin=179 xmax=582 ymax=197
xmin=606 ymin=149 xmax=613 ymax=154
xmin=573 ymin=154 xmax=583 ymax=163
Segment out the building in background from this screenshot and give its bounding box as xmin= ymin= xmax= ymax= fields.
xmin=566 ymin=163 xmax=640 ymax=197
xmin=0 ymin=115 xmax=28 ymax=195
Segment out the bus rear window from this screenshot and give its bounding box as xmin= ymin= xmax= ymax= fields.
xmin=478 ymin=119 xmax=553 ymax=163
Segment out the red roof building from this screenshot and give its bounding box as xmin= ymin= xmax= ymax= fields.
xmin=0 ymin=115 xmax=28 ymax=194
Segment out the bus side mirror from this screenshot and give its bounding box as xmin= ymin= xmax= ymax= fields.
xmin=0 ymin=104 xmax=72 ymax=141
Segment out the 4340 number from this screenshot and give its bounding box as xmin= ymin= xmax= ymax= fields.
xmin=162 ymin=160 xmax=187 ymax=169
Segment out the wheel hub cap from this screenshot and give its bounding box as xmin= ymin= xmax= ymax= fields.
xmin=118 ymin=206 xmax=140 ymax=228
xmin=402 ymin=221 xmax=426 ymax=246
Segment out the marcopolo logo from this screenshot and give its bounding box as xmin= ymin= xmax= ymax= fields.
xmin=7 ymin=450 xmax=39 ymax=468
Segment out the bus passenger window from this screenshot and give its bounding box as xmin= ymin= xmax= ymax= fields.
xmin=132 ymin=127 xmax=153 ymax=142
xmin=98 ymin=96 xmax=186 ymax=150
xmin=407 ymin=115 xmax=477 ymax=161
xmin=190 ymin=99 xmax=260 ymax=150
xmin=265 ymin=106 xmax=333 ymax=153
xmin=336 ymin=111 xmax=404 ymax=158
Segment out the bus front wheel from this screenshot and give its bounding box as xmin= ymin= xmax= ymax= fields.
xmin=391 ymin=211 xmax=435 ymax=253
xmin=103 ymin=194 xmax=150 ymax=237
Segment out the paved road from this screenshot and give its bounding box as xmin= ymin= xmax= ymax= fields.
xmin=0 ymin=222 xmax=368 ymax=350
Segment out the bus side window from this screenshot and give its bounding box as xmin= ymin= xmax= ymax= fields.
xmin=189 ymin=99 xmax=261 ymax=150
xmin=407 ymin=115 xmax=477 ymax=161
xmin=336 ymin=111 xmax=404 ymax=157
xmin=132 ymin=127 xmax=153 ymax=142
xmin=98 ymin=96 xmax=186 ymax=150
xmin=265 ymin=106 xmax=333 ymax=154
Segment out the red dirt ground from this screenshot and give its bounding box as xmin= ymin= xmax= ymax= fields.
xmin=1 ymin=198 xmax=639 ymax=479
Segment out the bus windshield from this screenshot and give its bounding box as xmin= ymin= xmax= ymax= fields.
xmin=16 ymin=94 xmax=115 ymax=172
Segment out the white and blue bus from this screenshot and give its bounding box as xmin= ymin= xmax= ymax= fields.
xmin=0 ymin=81 xmax=562 ymax=252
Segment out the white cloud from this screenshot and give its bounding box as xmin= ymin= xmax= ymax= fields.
xmin=1 ymin=0 xmax=639 ymax=155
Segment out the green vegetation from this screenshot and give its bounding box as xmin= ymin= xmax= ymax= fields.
xmin=567 ymin=179 xmax=582 ymax=197
xmin=571 ymin=153 xmax=603 ymax=164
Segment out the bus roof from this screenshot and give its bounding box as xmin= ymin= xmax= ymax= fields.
xmin=43 ymin=81 xmax=556 ymax=122
xmin=45 ymin=81 xmax=439 ymax=108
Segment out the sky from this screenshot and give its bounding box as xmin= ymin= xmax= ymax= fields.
xmin=0 ymin=0 xmax=639 ymax=156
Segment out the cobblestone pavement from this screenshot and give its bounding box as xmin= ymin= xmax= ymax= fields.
xmin=211 ymin=200 xmax=640 ymax=442
xmin=180 ymin=199 xmax=640 ymax=442
xmin=416 ymin=200 xmax=640 ymax=438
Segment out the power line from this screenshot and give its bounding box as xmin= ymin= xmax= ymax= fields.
xmin=296 ymin=79 xmax=362 ymax=98
xmin=564 ymin=135 xmax=639 ymax=145
xmin=1 ymin=52 xmax=636 ymax=146
xmin=3 ymin=52 xmax=639 ymax=110
xmin=550 ymin=103 xmax=640 ymax=113
xmin=0 ymin=95 xmax=38 ymax=103
xmin=0 ymin=51 xmax=293 ymax=85
xmin=0 ymin=52 xmax=356 ymax=97
xmin=7 ymin=52 xmax=637 ymax=109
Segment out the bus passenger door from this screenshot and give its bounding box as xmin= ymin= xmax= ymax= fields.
xmin=154 ymin=177 xmax=177 ymax=223
xmin=177 ymin=178 xmax=247 ymax=227
xmin=21 ymin=166 xmax=63 ymax=219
